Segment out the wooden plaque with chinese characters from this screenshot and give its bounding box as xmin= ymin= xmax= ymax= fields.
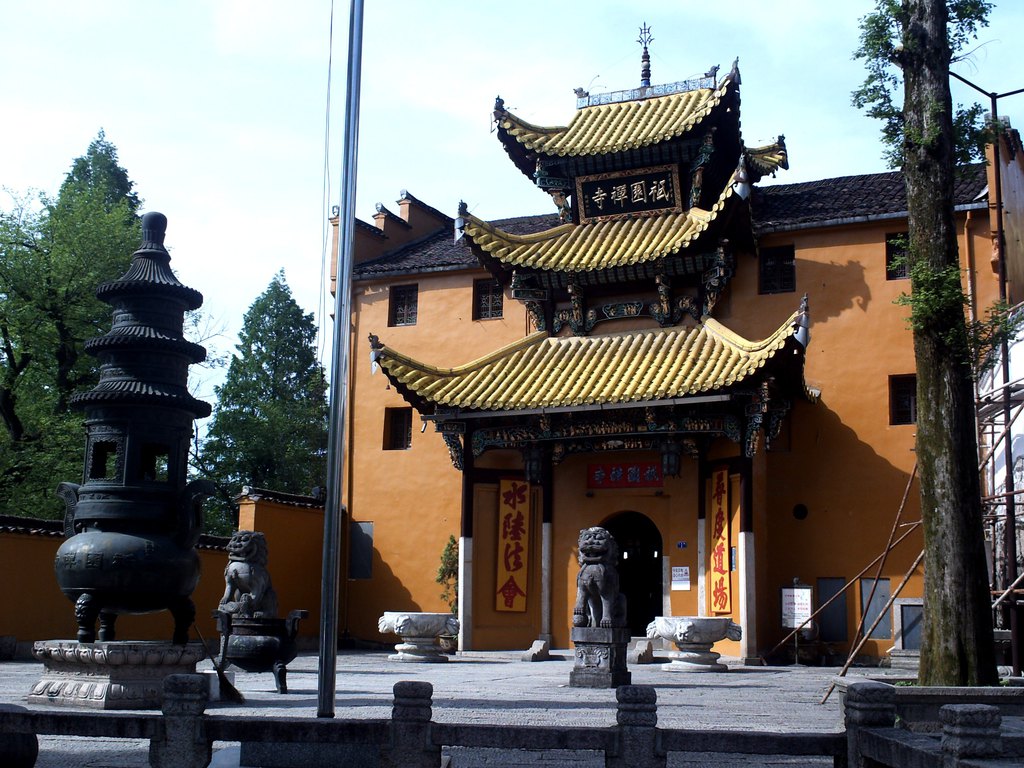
xmin=708 ymin=466 xmax=732 ymax=614
xmin=576 ymin=164 xmax=683 ymax=223
xmin=495 ymin=479 xmax=530 ymax=612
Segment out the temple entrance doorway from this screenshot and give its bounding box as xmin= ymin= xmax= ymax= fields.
xmin=602 ymin=511 xmax=664 ymax=637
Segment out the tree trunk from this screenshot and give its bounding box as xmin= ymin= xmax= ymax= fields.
xmin=902 ymin=0 xmax=997 ymax=686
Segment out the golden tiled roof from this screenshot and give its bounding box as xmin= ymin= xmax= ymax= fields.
xmin=497 ymin=73 xmax=736 ymax=157
xmin=462 ymin=178 xmax=737 ymax=273
xmin=371 ymin=311 xmax=804 ymax=413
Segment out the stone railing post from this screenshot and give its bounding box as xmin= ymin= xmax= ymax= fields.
xmin=844 ymin=681 xmax=895 ymax=768
xmin=940 ymin=704 xmax=1001 ymax=764
xmin=380 ymin=680 xmax=439 ymax=768
xmin=0 ymin=704 xmax=39 ymax=768
xmin=606 ymin=684 xmax=665 ymax=768
xmin=149 ymin=674 xmax=210 ymax=768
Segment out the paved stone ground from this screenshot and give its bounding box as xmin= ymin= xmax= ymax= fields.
xmin=1 ymin=649 xmax=861 ymax=767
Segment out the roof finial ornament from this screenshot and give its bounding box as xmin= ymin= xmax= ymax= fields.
xmin=638 ymin=23 xmax=653 ymax=88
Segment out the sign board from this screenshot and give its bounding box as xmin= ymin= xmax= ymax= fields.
xmin=708 ymin=467 xmax=731 ymax=613
xmin=587 ymin=462 xmax=662 ymax=489
xmin=576 ymin=164 xmax=683 ymax=223
xmin=781 ymin=584 xmax=813 ymax=629
xmin=495 ymin=479 xmax=530 ymax=612
xmin=671 ymin=566 xmax=691 ymax=591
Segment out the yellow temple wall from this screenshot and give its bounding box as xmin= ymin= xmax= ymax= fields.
xmin=344 ymin=271 xmax=529 ymax=645
xmin=236 ymin=498 xmax=323 ymax=642
xmin=0 ymin=527 xmax=226 ymax=651
xmin=717 ymin=211 xmax=995 ymax=659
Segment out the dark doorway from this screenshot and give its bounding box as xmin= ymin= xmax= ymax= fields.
xmin=602 ymin=511 xmax=664 ymax=637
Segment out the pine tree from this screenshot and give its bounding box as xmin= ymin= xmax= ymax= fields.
xmin=197 ymin=272 xmax=328 ymax=531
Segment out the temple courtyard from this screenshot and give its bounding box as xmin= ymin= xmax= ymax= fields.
xmin=1 ymin=647 xmax=857 ymax=767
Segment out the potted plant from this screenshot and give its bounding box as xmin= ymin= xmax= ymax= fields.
xmin=436 ymin=535 xmax=459 ymax=653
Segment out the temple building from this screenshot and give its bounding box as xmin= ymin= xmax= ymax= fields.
xmin=332 ymin=38 xmax=1024 ymax=663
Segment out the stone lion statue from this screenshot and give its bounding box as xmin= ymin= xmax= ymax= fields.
xmin=573 ymin=526 xmax=627 ymax=628
xmin=219 ymin=530 xmax=279 ymax=618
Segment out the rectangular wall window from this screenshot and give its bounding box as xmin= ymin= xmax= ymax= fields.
xmin=388 ymin=284 xmax=418 ymax=327
xmin=860 ymin=577 xmax=892 ymax=639
xmin=885 ymin=233 xmax=909 ymax=280
xmin=889 ymin=374 xmax=917 ymax=425
xmin=817 ymin=577 xmax=848 ymax=643
xmin=759 ymin=245 xmax=796 ymax=294
xmin=383 ymin=407 xmax=413 ymax=450
xmin=348 ymin=521 xmax=373 ymax=579
xmin=473 ymin=278 xmax=503 ymax=320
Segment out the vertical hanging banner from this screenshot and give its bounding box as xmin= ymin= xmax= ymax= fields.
xmin=708 ymin=467 xmax=732 ymax=614
xmin=496 ymin=479 xmax=530 ymax=612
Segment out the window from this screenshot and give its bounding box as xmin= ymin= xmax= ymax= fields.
xmin=473 ymin=278 xmax=503 ymax=320
xmin=89 ymin=440 xmax=120 ymax=480
xmin=388 ymin=284 xmax=418 ymax=327
xmin=889 ymin=375 xmax=917 ymax=425
xmin=817 ymin=578 xmax=848 ymax=643
xmin=860 ymin=578 xmax=892 ymax=639
xmin=759 ymin=245 xmax=796 ymax=294
xmin=885 ymin=233 xmax=909 ymax=280
xmin=348 ymin=521 xmax=373 ymax=579
xmin=140 ymin=443 xmax=170 ymax=482
xmin=383 ymin=407 xmax=413 ymax=450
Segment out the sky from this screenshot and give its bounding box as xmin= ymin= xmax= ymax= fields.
xmin=3 ymin=0 xmax=1023 ymax=404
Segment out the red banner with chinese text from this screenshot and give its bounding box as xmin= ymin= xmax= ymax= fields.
xmin=708 ymin=467 xmax=732 ymax=614
xmin=495 ymin=479 xmax=530 ymax=612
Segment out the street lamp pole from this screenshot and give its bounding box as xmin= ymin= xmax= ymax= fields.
xmin=950 ymin=70 xmax=1024 ymax=675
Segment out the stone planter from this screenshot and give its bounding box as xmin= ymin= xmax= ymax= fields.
xmin=378 ymin=612 xmax=459 ymax=662
xmin=646 ymin=616 xmax=742 ymax=672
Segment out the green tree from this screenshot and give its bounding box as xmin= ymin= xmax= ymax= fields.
xmin=197 ymin=272 xmax=328 ymax=532
xmin=0 ymin=132 xmax=141 ymax=519
xmin=854 ymin=0 xmax=998 ymax=685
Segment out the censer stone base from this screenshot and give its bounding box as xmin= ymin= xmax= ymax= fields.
xmin=29 ymin=640 xmax=204 ymax=709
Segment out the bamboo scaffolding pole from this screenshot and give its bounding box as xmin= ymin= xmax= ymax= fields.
xmin=760 ymin=521 xmax=921 ymax=662
xmin=820 ymin=549 xmax=925 ymax=704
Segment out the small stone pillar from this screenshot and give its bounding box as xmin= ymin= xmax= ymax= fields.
xmin=149 ymin=674 xmax=210 ymax=768
xmin=940 ymin=704 xmax=1002 ymax=761
xmin=0 ymin=704 xmax=39 ymax=768
xmin=380 ymin=680 xmax=439 ymax=768
xmin=607 ymin=685 xmax=665 ymax=768
xmin=570 ymin=527 xmax=631 ymax=688
xmin=843 ymin=680 xmax=895 ymax=768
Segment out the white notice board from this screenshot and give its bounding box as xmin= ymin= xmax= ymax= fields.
xmin=781 ymin=585 xmax=813 ymax=629
xmin=671 ymin=566 xmax=691 ymax=591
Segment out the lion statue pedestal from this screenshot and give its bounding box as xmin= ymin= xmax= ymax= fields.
xmin=569 ymin=526 xmax=632 ymax=688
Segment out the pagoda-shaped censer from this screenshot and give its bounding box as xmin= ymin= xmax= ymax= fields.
xmin=30 ymin=213 xmax=213 ymax=709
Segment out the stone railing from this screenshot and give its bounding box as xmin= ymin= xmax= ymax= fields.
xmin=844 ymin=681 xmax=1024 ymax=767
xmin=5 ymin=677 xmax=1024 ymax=767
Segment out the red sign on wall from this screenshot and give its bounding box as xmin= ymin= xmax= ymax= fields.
xmin=495 ymin=479 xmax=530 ymax=612
xmin=587 ymin=462 xmax=663 ymax=489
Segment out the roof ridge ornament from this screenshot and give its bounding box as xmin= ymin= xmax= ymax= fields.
xmin=638 ymin=23 xmax=653 ymax=88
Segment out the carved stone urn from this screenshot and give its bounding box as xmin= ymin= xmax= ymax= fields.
xmin=378 ymin=612 xmax=459 ymax=662
xmin=646 ymin=616 xmax=742 ymax=672
xmin=54 ymin=212 xmax=212 ymax=645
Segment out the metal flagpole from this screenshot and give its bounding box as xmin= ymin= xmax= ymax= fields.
xmin=318 ymin=0 xmax=364 ymax=718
